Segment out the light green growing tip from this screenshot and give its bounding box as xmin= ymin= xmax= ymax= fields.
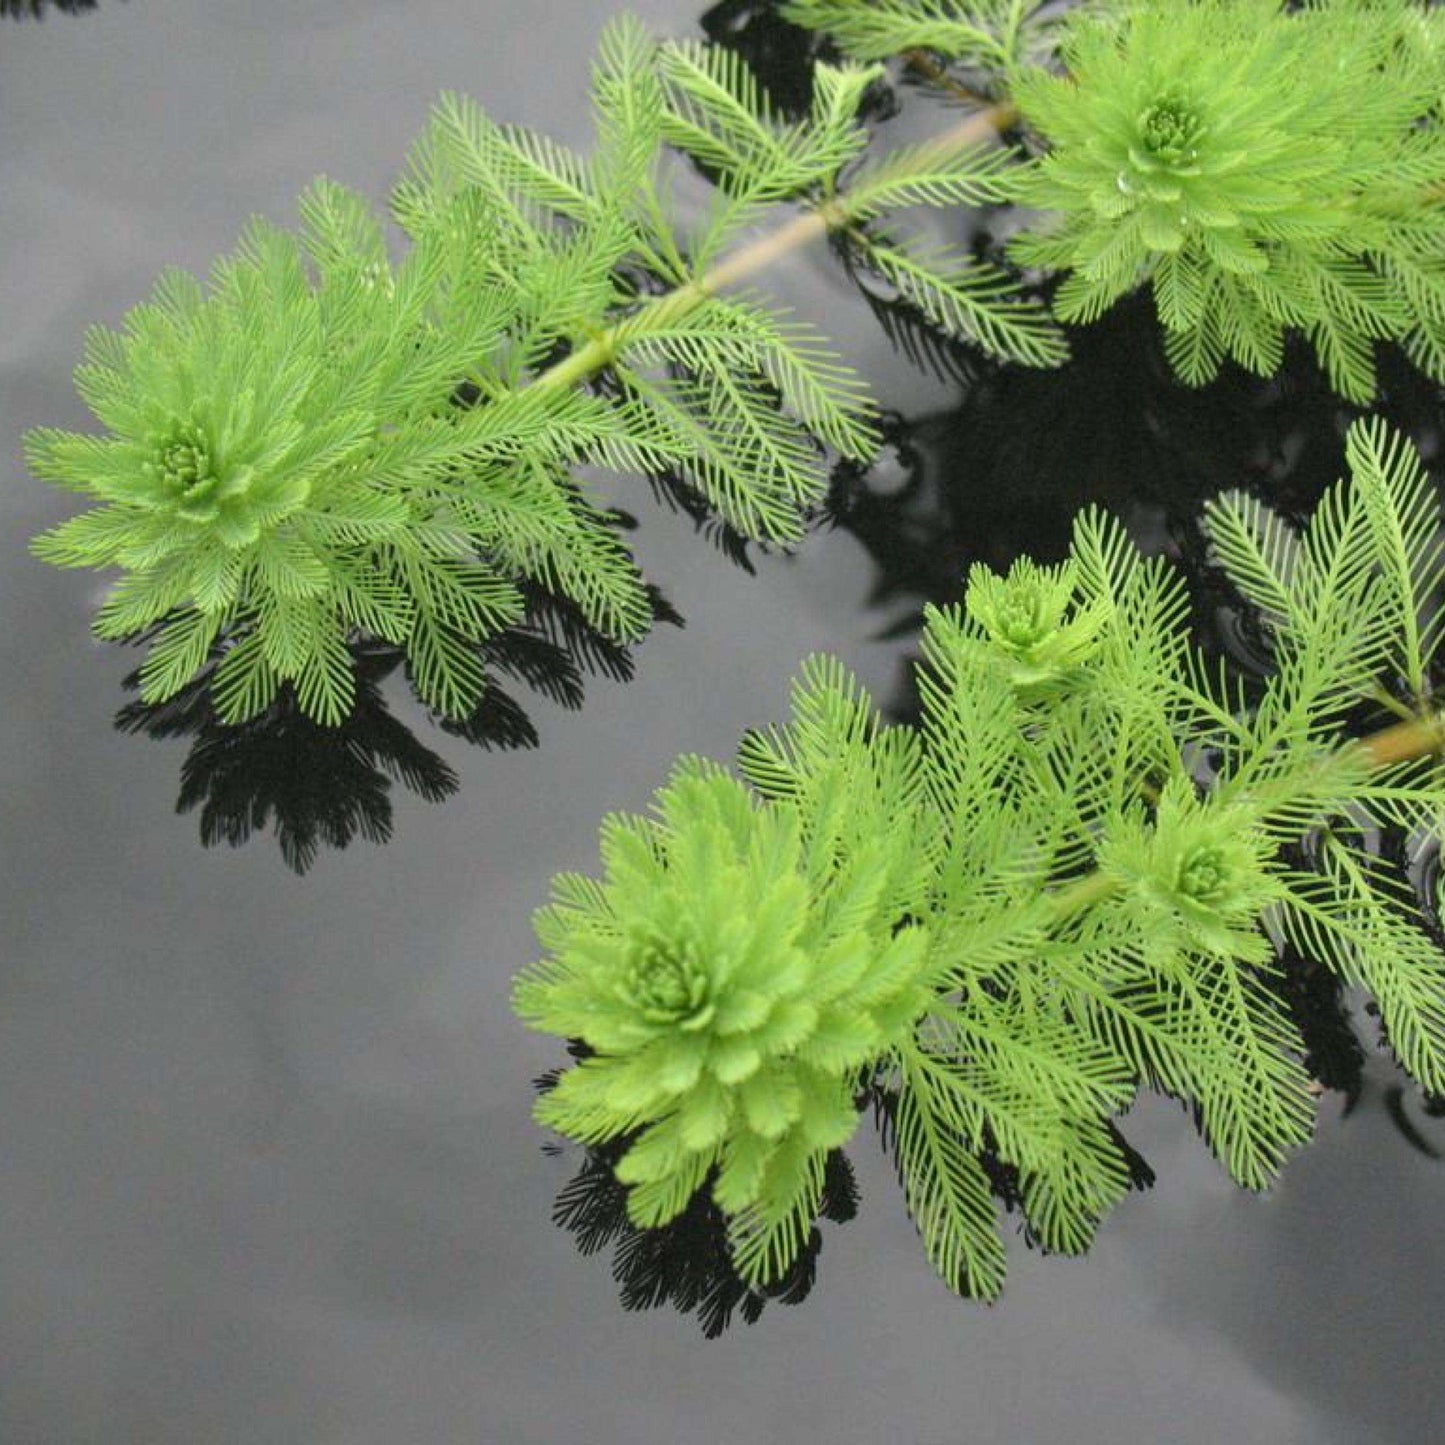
xmin=966 ymin=557 xmax=1110 ymax=695
xmin=1008 ymin=0 xmax=1445 ymax=400
xmin=1101 ymin=776 xmax=1282 ymax=959
xmin=514 ymin=756 xmax=931 ymax=1286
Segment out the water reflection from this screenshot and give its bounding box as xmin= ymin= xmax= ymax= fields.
xmin=115 ymin=641 xmax=461 ymax=874
xmin=538 ymin=1068 xmax=1165 ymax=1335
xmin=698 ymin=0 xmax=833 ymax=116
xmin=116 ymin=583 xmax=680 ymax=872
xmin=830 ymin=295 xmax=1445 ymax=661
xmin=537 ymin=1050 xmax=860 ymax=1337
xmin=1 ymin=0 xmax=110 ymax=14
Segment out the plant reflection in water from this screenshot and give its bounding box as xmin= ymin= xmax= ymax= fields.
xmin=115 ymin=583 xmax=680 ymax=872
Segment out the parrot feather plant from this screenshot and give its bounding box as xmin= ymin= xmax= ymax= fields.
xmin=785 ymin=0 xmax=1445 ymax=404
xmin=30 ymin=2 xmax=1445 ymax=731
xmin=29 ymin=15 xmax=1060 ymax=729
xmin=515 ymin=419 xmax=1445 ymax=1300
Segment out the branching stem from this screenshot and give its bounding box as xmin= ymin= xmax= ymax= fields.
xmin=1045 ymin=868 xmax=1120 ymax=924
xmin=1354 ymin=710 xmax=1445 ymax=771
xmin=1041 ymin=709 xmax=1445 ymax=929
xmin=532 ymin=103 xmax=1019 ymax=396
xmin=902 ymin=48 xmax=997 ymax=108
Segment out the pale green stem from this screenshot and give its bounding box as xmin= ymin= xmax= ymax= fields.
xmin=902 ymin=48 xmax=998 ymax=108
xmin=1365 ymin=685 xmax=1418 ymax=724
xmin=1045 ymin=867 xmax=1121 ymax=925
xmin=530 ymin=102 xmax=1020 ymax=396
xmin=1040 ymin=708 xmax=1445 ymax=930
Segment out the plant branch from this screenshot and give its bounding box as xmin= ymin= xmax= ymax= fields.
xmin=1044 ymin=867 xmax=1120 ymax=924
xmin=1354 ymin=711 xmax=1445 ymax=770
xmin=532 ymin=102 xmax=1019 ymax=396
xmin=902 ymin=48 xmax=997 ymax=108
xmin=1040 ymin=708 xmax=1445 ymax=931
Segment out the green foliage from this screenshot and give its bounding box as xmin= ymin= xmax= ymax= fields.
xmin=785 ymin=0 xmax=1445 ymax=402
xmin=514 ymin=753 xmax=930 ymax=1286
xmin=31 ymin=211 xmax=542 ymax=724
xmin=1007 ymin=0 xmax=1445 ymax=401
xmin=519 ymin=420 xmax=1445 ymax=1295
xmin=780 ymin=0 xmax=1062 ymax=73
xmin=32 ymin=14 xmax=1060 ymax=725
xmin=963 ymin=554 xmax=1110 ymax=696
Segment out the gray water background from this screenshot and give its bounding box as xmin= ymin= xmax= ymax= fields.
xmin=2 ymin=3 xmax=1442 ymax=1441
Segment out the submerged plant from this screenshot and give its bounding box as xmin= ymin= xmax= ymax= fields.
xmin=518 ymin=419 xmax=1445 ymax=1297
xmin=31 ymin=15 xmax=1059 ymax=727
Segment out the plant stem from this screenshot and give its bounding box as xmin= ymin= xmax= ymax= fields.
xmin=1040 ymin=708 xmax=1445 ymax=928
xmin=1045 ymin=868 xmax=1120 ymax=923
xmin=531 ymin=102 xmax=1019 ymax=396
xmin=1353 ymin=710 xmax=1445 ymax=770
xmin=902 ymin=48 xmax=998 ymax=108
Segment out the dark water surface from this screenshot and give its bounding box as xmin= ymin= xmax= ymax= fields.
xmin=3 ymin=3 xmax=1444 ymax=1442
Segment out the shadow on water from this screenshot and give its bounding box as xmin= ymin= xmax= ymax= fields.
xmin=534 ymin=1045 xmax=860 ymax=1337
xmin=830 ymin=297 xmax=1445 ymax=671
xmin=1 ymin=0 xmax=113 ymax=15
xmin=537 ymin=1058 xmax=1160 ymax=1338
xmin=115 ymin=581 xmax=681 ymax=873
xmin=544 ymin=1137 xmax=862 ymax=1337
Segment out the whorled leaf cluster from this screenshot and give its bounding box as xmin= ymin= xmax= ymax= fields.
xmin=30 ymin=15 xmax=1058 ymax=728
xmin=515 ymin=754 xmax=931 ymax=1284
xmin=1007 ymin=0 xmax=1445 ymax=402
xmin=517 ymin=420 xmax=1445 ymax=1297
xmin=786 ymin=0 xmax=1445 ymax=403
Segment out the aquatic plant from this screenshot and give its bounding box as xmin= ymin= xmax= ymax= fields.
xmin=31 ymin=15 xmax=1057 ymax=726
xmin=33 ymin=3 xmax=1445 ymax=729
xmin=518 ymin=420 xmax=1445 ymax=1296
xmin=514 ymin=754 xmax=931 ymax=1283
xmin=785 ymin=0 xmax=1445 ymax=403
xmin=780 ymin=0 xmax=1061 ymax=73
xmin=1007 ymin=0 xmax=1445 ymax=401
